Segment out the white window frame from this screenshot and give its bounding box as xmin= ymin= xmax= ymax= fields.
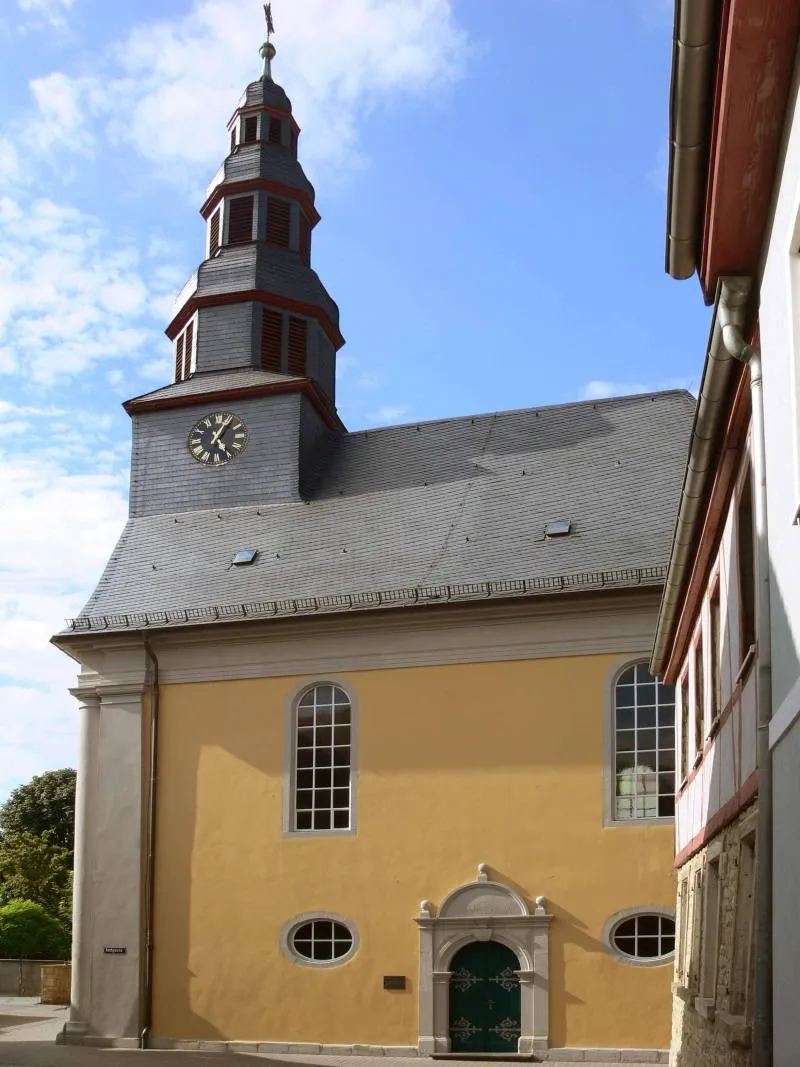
xmin=604 ymin=658 xmax=676 ymax=826
xmin=602 ymin=907 xmax=676 ymax=968
xmin=280 ymin=912 xmax=359 ymax=968
xmin=283 ymin=678 xmax=357 ymax=837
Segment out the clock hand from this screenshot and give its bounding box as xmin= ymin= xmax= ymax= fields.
xmin=210 ymin=416 xmax=232 ymax=446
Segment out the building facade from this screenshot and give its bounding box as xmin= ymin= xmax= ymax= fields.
xmin=660 ymin=2 xmax=800 ymax=1065
xmin=54 ymin=39 xmax=695 ymax=1061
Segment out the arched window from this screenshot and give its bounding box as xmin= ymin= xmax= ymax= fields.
xmin=613 ymin=662 xmax=676 ymax=820
xmin=291 ymin=683 xmax=352 ymax=832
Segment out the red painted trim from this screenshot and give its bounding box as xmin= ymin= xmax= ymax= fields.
xmin=166 ymin=288 xmax=345 ymax=351
xmin=699 ymin=0 xmax=800 ymax=301
xmin=201 ymin=178 xmax=320 ymax=227
xmin=674 ymin=770 xmax=759 ymax=868
xmin=663 ymin=370 xmax=750 ymax=681
xmin=124 ymin=376 xmax=344 ymax=433
xmin=228 ymin=103 xmax=301 ymax=137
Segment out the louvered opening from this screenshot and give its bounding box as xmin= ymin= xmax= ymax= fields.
xmin=230 ymin=127 xmax=236 ymax=153
xmin=268 ymin=116 xmax=282 ymax=145
xmin=291 ymin=129 xmax=298 ymax=158
xmin=175 ymin=333 xmax=185 ymax=383
xmin=183 ymin=320 xmax=194 ymax=379
xmin=267 ymin=197 xmax=292 ymax=248
xmin=243 ymin=116 xmax=258 ymax=144
xmin=299 ymin=214 xmax=311 ymax=265
xmin=209 ymin=209 xmax=221 ymax=257
xmin=287 ymin=317 xmax=308 ymax=376
xmin=261 ymin=307 xmax=283 ymax=371
xmin=227 ymin=196 xmax=254 ymax=245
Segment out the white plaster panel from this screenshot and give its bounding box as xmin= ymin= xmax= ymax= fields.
xmin=739 ymin=672 xmax=757 ymax=781
xmin=718 ymin=716 xmax=736 ymax=811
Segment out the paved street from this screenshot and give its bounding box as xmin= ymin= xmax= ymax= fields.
xmin=0 ymin=999 xmax=627 ymax=1067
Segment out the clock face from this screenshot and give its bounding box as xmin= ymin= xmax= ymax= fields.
xmin=188 ymin=411 xmax=248 ymax=466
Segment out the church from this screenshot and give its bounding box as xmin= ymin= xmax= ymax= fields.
xmin=53 ymin=30 xmax=693 ymax=1062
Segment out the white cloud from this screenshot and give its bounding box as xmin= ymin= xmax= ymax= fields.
xmin=0 ymin=414 xmax=129 ymax=801
xmin=20 ymin=0 xmax=467 ymax=182
xmin=366 ymin=403 xmax=411 ymax=424
xmin=0 ymin=194 xmax=176 ymax=384
xmin=16 ymin=0 xmax=75 ymax=31
xmin=580 ymin=377 xmax=698 ymax=401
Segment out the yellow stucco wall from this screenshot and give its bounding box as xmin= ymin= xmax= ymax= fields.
xmin=152 ymin=654 xmax=674 ymax=1050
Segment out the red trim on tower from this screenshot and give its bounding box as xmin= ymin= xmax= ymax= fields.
xmin=124 ymin=377 xmax=343 ymax=433
xmin=201 ymin=178 xmax=320 ymax=227
xmin=166 ymin=289 xmax=345 ymax=350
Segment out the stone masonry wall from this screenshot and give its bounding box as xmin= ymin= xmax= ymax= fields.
xmin=670 ymin=801 xmax=757 ymax=1067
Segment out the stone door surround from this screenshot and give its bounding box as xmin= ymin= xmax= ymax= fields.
xmin=416 ymin=864 xmax=551 ymax=1054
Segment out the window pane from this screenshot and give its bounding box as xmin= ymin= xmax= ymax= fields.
xmin=658 ymin=794 xmax=675 ymax=817
xmin=661 ymin=934 xmax=676 ymax=954
xmin=616 ymin=685 xmax=636 ymax=707
xmin=637 ymin=936 xmax=660 ymax=957
xmin=297 ymin=747 xmax=313 ymax=768
xmin=297 ymin=727 xmax=313 ymax=748
xmin=315 ymin=685 xmax=334 ymax=706
xmin=658 ymin=728 xmax=675 ymax=750
xmin=637 ymin=683 xmax=657 ymax=705
xmin=618 ymin=667 xmax=636 ymax=686
xmin=296 ymin=789 xmax=312 ymax=810
xmin=615 ymin=918 xmax=636 ymax=939
xmin=637 ymin=915 xmax=660 ymax=936
xmin=297 ymin=769 xmax=313 ymax=790
xmin=333 ymin=746 xmax=350 ymax=766
xmin=315 ymin=768 xmax=332 ymax=788
xmin=615 ymin=937 xmax=636 ymax=956
xmin=295 ymin=811 xmax=312 ymax=830
xmin=314 ymin=810 xmax=331 ymax=830
xmin=333 ymin=809 xmax=350 ymax=829
xmin=333 ymin=788 xmax=349 ymax=808
xmin=638 ymin=728 xmax=657 ymax=751
xmin=316 ymin=748 xmax=332 ymax=767
xmin=616 ymin=707 xmax=635 ymax=730
xmin=316 ymin=726 xmax=332 ymax=746
xmin=616 ymin=729 xmax=635 ymax=752
xmin=333 ymin=724 xmax=351 ymax=745
xmin=637 ymin=707 xmax=657 ymax=728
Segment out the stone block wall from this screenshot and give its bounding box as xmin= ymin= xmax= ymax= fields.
xmin=669 ymin=801 xmax=757 ymax=1067
xmin=41 ymin=964 xmax=71 ymax=1005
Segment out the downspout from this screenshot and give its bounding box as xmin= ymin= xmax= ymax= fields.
xmin=717 ymin=278 xmax=772 ymax=1067
xmin=139 ymin=636 xmax=160 ymax=1051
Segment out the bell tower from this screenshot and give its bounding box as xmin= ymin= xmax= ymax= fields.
xmin=124 ymin=25 xmax=345 ymax=517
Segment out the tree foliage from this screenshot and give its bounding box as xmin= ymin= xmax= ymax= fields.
xmin=0 ymin=770 xmax=76 ymax=857
xmin=0 ymin=899 xmax=69 ymax=961
xmin=0 ymin=832 xmax=73 ymax=927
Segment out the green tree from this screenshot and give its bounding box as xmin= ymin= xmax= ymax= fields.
xmin=0 ymin=900 xmax=69 ymax=960
xmin=0 ymin=770 xmax=76 ymax=858
xmin=0 ymin=832 xmax=73 ymax=926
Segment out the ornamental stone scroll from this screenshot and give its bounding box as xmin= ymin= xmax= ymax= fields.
xmin=415 ymin=868 xmax=551 ymax=1055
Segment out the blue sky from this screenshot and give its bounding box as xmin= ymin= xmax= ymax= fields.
xmin=0 ymin=0 xmax=709 ymax=804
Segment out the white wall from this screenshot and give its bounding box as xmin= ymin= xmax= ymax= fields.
xmin=759 ymin=59 xmax=800 ymax=1067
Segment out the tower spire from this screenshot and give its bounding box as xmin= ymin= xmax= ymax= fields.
xmin=260 ymin=3 xmax=276 ymax=81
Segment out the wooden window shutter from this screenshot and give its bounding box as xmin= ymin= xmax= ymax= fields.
xmin=209 ymin=209 xmax=221 ymax=257
xmin=268 ymin=116 xmax=282 ymax=145
xmin=266 ymin=197 xmax=292 ymax=248
xmin=261 ymin=308 xmax=283 ymax=371
xmin=183 ymin=320 xmax=194 ymax=379
xmin=299 ymin=214 xmax=311 ymax=265
xmin=227 ymin=196 xmax=254 ymax=244
xmin=243 ymin=115 xmax=258 ymax=144
xmin=287 ymin=317 xmax=308 ymax=376
xmin=175 ymin=333 xmax=185 ymax=382
xmin=230 ymin=127 xmax=236 ymax=153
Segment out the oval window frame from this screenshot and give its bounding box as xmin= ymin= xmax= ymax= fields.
xmin=602 ymin=907 xmax=676 ymax=967
xmin=280 ymin=912 xmax=359 ymax=968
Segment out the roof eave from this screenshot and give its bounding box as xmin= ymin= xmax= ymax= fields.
xmin=650 ymin=278 xmax=749 ymax=677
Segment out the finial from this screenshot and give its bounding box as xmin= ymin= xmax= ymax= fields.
xmin=260 ymin=3 xmax=276 ymax=80
xmin=535 ymin=896 xmax=546 ymax=915
xmin=419 ymin=900 xmax=433 ymax=919
xmin=477 ymin=863 xmax=489 ymax=882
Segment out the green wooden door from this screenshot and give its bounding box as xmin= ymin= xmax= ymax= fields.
xmin=448 ymin=941 xmax=521 ymax=1053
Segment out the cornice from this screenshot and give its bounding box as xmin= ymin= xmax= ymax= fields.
xmin=123 ymin=375 xmax=344 ymax=432
xmin=164 ymin=286 xmax=345 ymax=351
xmin=201 ymin=177 xmax=320 ymax=227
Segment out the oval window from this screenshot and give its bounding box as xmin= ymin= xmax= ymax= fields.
xmin=290 ymin=918 xmax=354 ymax=964
xmin=611 ymin=913 xmax=675 ymax=961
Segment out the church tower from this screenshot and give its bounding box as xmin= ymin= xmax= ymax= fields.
xmin=124 ymin=32 xmax=344 ymax=516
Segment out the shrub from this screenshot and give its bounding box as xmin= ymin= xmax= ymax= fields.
xmin=0 ymin=899 xmax=69 ymax=960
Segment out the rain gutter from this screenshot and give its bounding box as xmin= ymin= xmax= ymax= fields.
xmin=665 ymin=0 xmax=718 ymax=280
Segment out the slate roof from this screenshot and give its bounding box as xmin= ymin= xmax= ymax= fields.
xmin=65 ymin=390 xmax=695 ymax=634
xmin=126 ymin=368 xmax=302 ymax=408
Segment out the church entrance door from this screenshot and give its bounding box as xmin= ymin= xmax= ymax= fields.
xmin=448 ymin=940 xmax=521 ymax=1053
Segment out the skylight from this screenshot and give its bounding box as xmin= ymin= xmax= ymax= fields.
xmin=232 ymin=549 xmax=259 ymax=566
xmin=544 ymin=521 xmax=572 ymax=539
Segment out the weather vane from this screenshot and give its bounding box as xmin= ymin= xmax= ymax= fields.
xmin=260 ymin=3 xmax=277 ymax=79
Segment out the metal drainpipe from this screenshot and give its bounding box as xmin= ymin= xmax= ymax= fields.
xmin=139 ymin=636 xmax=160 ymax=1051
xmin=717 ymin=278 xmax=773 ymax=1066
